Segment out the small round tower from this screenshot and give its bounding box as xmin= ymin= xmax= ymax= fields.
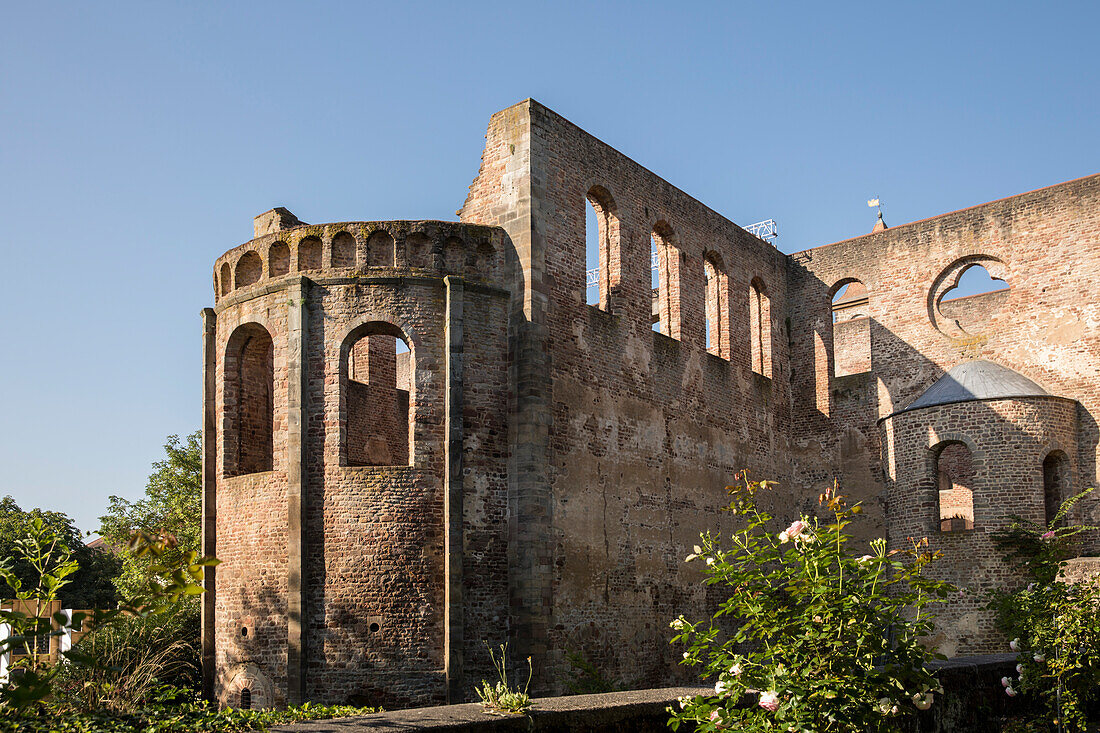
xmin=880 ymin=360 xmax=1079 ymax=654
xmin=202 ymin=209 xmax=513 ymax=708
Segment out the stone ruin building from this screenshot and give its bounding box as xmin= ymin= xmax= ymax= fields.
xmin=200 ymin=99 xmax=1100 ymax=709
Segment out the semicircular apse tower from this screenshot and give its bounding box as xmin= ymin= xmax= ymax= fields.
xmin=203 ymin=210 xmax=512 ymax=709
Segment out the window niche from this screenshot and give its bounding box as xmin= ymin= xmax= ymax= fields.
xmin=936 ymin=442 xmax=975 ymax=531
xmin=653 ymin=221 xmax=681 ymax=338
xmin=223 ymin=323 xmax=274 ymax=477
xmin=1043 ymin=450 xmax=1072 ymax=526
xmin=831 ymin=279 xmax=871 ymax=377
xmin=343 ymin=323 xmax=413 ymax=467
xmin=584 ymin=186 xmax=619 ymax=310
xmin=703 ymin=252 xmax=730 ymax=359
xmin=749 ymin=277 xmax=772 ymax=377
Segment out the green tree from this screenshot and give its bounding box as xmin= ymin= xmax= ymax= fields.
xmin=0 ymin=498 xmax=119 ymax=609
xmin=98 ymin=432 xmax=201 ymax=597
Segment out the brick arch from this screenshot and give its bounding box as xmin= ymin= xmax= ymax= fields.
xmin=1042 ymin=448 xmax=1073 ymax=526
xmin=222 ymin=662 xmax=274 ymax=710
xmin=703 ymin=250 xmax=729 ymax=359
xmin=928 ymin=437 xmax=980 ymax=531
xmin=749 ymin=276 xmax=772 ymax=378
xmin=652 ymin=220 xmax=682 ymax=339
xmin=339 ymin=320 xmax=415 ymax=468
xmin=223 ymin=322 xmax=274 ymax=477
xmin=235 ymin=251 xmax=263 ymax=289
xmin=220 ymin=262 xmax=232 ymax=296
xmin=584 ymin=184 xmax=620 ymax=311
xmin=928 ymin=254 xmax=1011 ymax=337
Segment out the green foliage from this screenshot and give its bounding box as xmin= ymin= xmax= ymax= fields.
xmin=0 ymin=684 xmax=381 ymax=732
xmin=0 ymin=497 xmax=119 ymax=609
xmin=98 ymin=433 xmax=201 ymax=599
xmin=562 ymin=649 xmax=619 ymax=695
xmin=476 ymin=642 xmax=533 ymax=714
xmin=668 ymin=473 xmax=954 ymax=733
xmin=53 ymin=604 xmax=200 ymax=711
xmin=989 ymin=488 xmax=1100 ymax=733
xmin=0 ymin=516 xmax=81 ymax=708
xmin=0 ymin=526 xmax=218 ymax=712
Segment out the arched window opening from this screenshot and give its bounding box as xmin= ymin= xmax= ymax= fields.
xmin=653 ymin=222 xmax=681 ymax=338
xmin=584 ymin=186 xmax=619 ymax=310
xmin=224 ymin=323 xmax=274 ymax=477
xmin=297 ymin=236 xmax=322 ymax=272
xmin=650 ymin=235 xmax=660 ymax=332
xmin=1043 ymin=451 xmax=1072 ymax=527
xmin=220 ymin=262 xmax=232 ymax=296
xmin=936 ymin=442 xmax=975 ymax=531
xmin=831 ymin=279 xmax=871 ymax=376
xmin=704 ymin=253 xmax=729 ymax=359
xmin=235 ymin=251 xmax=262 ymax=289
xmin=749 ymin=278 xmax=772 ymax=377
xmin=343 ymin=323 xmax=413 ymax=467
xmin=366 ymin=230 xmax=395 ymax=267
xmin=240 ymin=688 xmax=252 ymax=710
xmin=935 ymin=259 xmax=1011 ymax=337
xmin=331 ymin=231 xmax=356 ymax=268
xmin=269 ymin=242 xmax=290 ymax=277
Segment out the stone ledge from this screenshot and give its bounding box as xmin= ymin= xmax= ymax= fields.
xmin=271 ymin=685 xmax=707 ymax=732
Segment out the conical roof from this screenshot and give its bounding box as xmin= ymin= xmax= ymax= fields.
xmin=898 ymin=360 xmax=1048 ymax=414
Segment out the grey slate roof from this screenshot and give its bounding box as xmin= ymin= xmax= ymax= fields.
xmin=898 ymin=360 xmax=1049 ymax=414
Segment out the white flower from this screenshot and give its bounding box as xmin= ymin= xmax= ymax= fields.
xmin=694 ymin=545 xmax=703 ymax=554
xmin=677 ymin=696 xmax=690 ymax=709
xmin=670 ymin=617 xmax=685 ymax=630
xmin=685 ymin=554 xmax=698 ymax=562
xmin=858 ymin=554 xmax=874 ymax=563
xmin=778 ymin=531 xmax=791 ymax=544
xmin=729 ymin=662 xmax=743 ymax=677
xmin=912 ymin=692 xmax=934 ymax=711
xmin=1010 ymin=638 xmax=1020 ymax=651
xmin=715 ymin=679 xmax=730 ymax=695
xmin=683 ymin=652 xmax=691 ymax=659
xmin=876 ymin=698 xmax=892 ymax=715
xmin=758 ymin=690 xmax=779 ymax=712
xmin=1034 ymin=653 xmax=1045 ymax=663
xmin=1016 ymin=663 xmax=1024 ymax=675
xmin=1001 ymin=676 xmax=1011 ymax=688
xmin=706 ymin=556 xmax=716 ymax=566
xmin=1006 ymin=686 xmax=1017 ymax=697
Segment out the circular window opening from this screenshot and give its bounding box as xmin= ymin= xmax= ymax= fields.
xmin=369 ymin=622 xmax=380 ymax=633
xmin=928 ymin=256 xmax=1010 ymax=338
xmin=240 ymin=627 xmax=248 ymax=638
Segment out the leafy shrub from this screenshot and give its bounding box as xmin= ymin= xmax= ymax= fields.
xmin=476 ymin=642 xmax=533 ymax=714
xmin=668 ymin=473 xmax=954 ymax=732
xmin=989 ymin=488 xmax=1100 ymax=732
xmin=0 ymin=684 xmax=380 ymax=732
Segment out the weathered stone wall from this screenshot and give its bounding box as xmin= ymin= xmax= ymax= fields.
xmin=208 ymin=99 xmax=1100 ymax=707
xmin=787 ymin=174 xmax=1100 ymax=554
xmin=460 ymin=100 xmax=794 ymax=693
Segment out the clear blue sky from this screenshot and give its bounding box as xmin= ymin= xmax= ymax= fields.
xmin=2 ymin=1 xmax=1097 ymax=534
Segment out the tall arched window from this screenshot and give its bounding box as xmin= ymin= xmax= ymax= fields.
xmin=703 ymin=252 xmax=729 ymax=359
xmin=1043 ymin=450 xmax=1071 ymax=526
xmin=813 ymin=330 xmax=829 ymax=416
xmin=585 ymin=186 xmax=619 ymax=310
xmin=749 ymin=278 xmax=772 ymax=377
xmin=831 ymin=279 xmax=871 ymax=376
xmin=936 ymin=441 xmax=975 ymax=531
xmin=297 ymin=236 xmax=322 ymax=272
xmin=224 ymin=323 xmax=274 ymax=477
xmin=653 ymin=221 xmax=681 ymax=339
xmin=342 ymin=322 xmax=413 ymax=467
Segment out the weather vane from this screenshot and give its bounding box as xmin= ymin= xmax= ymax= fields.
xmin=867 ymin=197 xmax=884 ymax=216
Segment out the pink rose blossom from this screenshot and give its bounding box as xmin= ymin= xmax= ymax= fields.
xmin=1006 ymin=687 xmax=1017 ymax=697
xmin=1041 ymin=531 xmax=1056 ymax=541
xmin=758 ymin=690 xmax=780 ymax=712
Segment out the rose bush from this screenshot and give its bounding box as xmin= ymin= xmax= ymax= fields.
xmin=668 ymin=472 xmax=954 ymax=732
